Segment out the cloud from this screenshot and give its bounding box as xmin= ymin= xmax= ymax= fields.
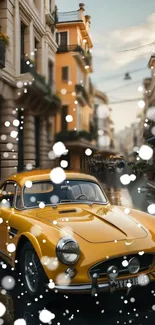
xmin=93 ymin=13 xmax=155 ymax=70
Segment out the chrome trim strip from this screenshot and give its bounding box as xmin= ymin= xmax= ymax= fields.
xmin=54 ymin=282 xmax=109 ymax=293
xmin=0 ymin=249 xmax=12 ymax=260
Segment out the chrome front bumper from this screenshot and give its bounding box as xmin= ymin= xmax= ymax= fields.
xmin=54 ymin=282 xmax=109 ymax=294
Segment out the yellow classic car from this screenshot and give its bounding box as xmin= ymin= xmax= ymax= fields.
xmin=0 ymin=169 xmax=155 ymax=298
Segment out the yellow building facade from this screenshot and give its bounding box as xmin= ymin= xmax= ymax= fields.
xmin=54 ymin=3 xmax=97 ymax=171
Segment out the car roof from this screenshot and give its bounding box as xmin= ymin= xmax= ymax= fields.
xmin=6 ymin=169 xmax=99 ymax=187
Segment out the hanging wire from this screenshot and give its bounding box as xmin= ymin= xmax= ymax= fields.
xmin=94 ymin=67 xmax=148 ymax=82
xmin=105 ymin=78 xmax=143 ymax=93
xmin=120 ymin=41 xmax=155 ymax=52
xmin=109 ymin=97 xmax=143 ymax=105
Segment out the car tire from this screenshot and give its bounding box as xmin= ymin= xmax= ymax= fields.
xmin=19 ymin=241 xmax=48 ymax=298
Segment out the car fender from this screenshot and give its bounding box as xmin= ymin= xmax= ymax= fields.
xmin=16 ymin=231 xmax=42 ymax=260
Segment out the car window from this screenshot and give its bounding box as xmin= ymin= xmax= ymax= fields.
xmin=23 ymin=180 xmax=107 ymax=208
xmin=16 ymin=186 xmax=24 ymax=209
xmin=0 ymin=182 xmax=17 ymax=208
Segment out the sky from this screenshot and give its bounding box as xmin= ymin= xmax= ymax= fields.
xmin=56 ymin=0 xmax=155 ymax=133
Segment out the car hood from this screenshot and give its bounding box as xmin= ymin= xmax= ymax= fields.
xmin=36 ymin=205 xmax=148 ymax=243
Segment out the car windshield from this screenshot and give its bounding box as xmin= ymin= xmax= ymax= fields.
xmin=21 ymin=180 xmax=107 ymax=208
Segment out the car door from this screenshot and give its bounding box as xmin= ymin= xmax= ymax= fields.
xmin=0 ymin=182 xmax=17 ymax=258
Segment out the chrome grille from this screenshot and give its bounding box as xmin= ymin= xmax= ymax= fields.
xmin=89 ymin=253 xmax=155 ymax=279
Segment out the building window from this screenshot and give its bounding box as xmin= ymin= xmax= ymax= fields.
xmin=60 ymin=32 xmax=68 ymax=46
xmin=34 ymin=38 xmax=39 ymax=72
xmin=48 ymin=61 xmax=53 ymax=87
xmin=56 ymin=32 xmax=58 ymax=44
xmin=56 ymin=32 xmax=68 ymax=46
xmin=20 ymin=22 xmax=26 ymax=73
xmin=35 ymin=116 xmax=40 ymax=168
xmin=61 ymin=106 xmax=68 ymax=131
xmin=49 ymin=0 xmax=53 ymax=12
xmin=18 ymin=110 xmax=24 ymax=172
xmin=62 ymin=66 xmax=69 ymax=81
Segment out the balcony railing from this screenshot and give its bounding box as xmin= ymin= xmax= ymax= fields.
xmin=0 ymin=41 xmax=6 ymax=69
xmin=55 ymin=130 xmax=93 ymax=142
xmin=57 ymin=44 xmax=92 ymax=67
xmin=20 ymin=58 xmax=52 ymax=93
xmin=75 ymin=84 xmax=91 ymax=107
xmin=57 ymin=11 xmax=82 ymax=23
xmin=19 ymin=57 xmax=61 ymax=108
xmin=57 ymin=44 xmax=84 ymax=54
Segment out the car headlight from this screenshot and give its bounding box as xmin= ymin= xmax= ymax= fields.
xmin=56 ymin=237 xmax=80 ymax=265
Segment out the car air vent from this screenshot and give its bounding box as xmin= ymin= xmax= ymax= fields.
xmin=59 ymin=209 xmax=77 ymax=214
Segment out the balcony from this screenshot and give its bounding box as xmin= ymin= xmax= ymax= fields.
xmin=57 ymin=44 xmax=84 ymax=54
xmin=55 ymin=130 xmax=93 ymax=142
xmin=57 ymin=11 xmax=83 ymax=23
xmin=46 ymin=6 xmax=58 ymax=32
xmin=46 ymin=13 xmax=55 ymax=27
xmin=0 ymin=41 xmax=6 ymax=69
xmin=16 ymin=58 xmax=61 ymax=115
xmin=143 ymin=120 xmax=155 ymax=144
xmin=57 ymin=45 xmax=92 ymax=70
xmin=20 ymin=58 xmax=53 ymax=93
xmin=75 ymin=84 xmax=91 ymax=107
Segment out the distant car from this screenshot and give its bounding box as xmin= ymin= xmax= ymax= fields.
xmin=0 ymin=170 xmax=154 ymax=298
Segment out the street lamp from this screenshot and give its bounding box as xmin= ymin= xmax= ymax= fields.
xmin=124 ymin=72 xmax=132 ymax=80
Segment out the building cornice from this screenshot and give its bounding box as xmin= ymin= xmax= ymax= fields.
xmin=19 ymin=0 xmax=45 ymax=36
xmin=1 ymin=70 xmax=16 ymax=88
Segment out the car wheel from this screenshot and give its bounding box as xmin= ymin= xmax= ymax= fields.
xmin=19 ymin=242 xmax=48 ymax=298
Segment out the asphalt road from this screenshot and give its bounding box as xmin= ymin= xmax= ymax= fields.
xmin=1 ymin=168 xmax=155 ymax=325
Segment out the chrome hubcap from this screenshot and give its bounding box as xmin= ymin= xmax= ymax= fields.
xmin=24 ymin=251 xmax=39 ymax=293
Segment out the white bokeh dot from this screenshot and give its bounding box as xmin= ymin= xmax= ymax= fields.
xmin=1 ymin=275 xmax=15 ymax=290
xmin=25 ymin=180 xmax=32 ymax=188
xmin=65 ymin=115 xmax=73 ymax=123
xmin=120 ymin=174 xmax=131 ymax=185
xmin=7 ymin=243 xmax=16 ymax=253
xmin=85 ymin=148 xmax=92 ymax=156
xmin=61 ymin=89 xmax=67 ymax=95
xmin=139 ymin=145 xmax=153 ymax=160
xmin=0 ymin=303 xmax=6 ymax=318
xmin=5 ymin=121 xmax=10 ymax=127
xmin=16 ymin=81 xmax=23 ymax=88
xmin=53 ymin=142 xmax=67 ymax=157
xmin=10 ymin=131 xmax=18 ymax=138
xmin=60 ymin=160 xmax=68 ymax=168
xmin=39 ymin=309 xmax=55 ymax=323
xmin=14 ymin=319 xmax=26 ymax=325
xmin=26 ymin=163 xmax=33 ymax=170
xmin=13 ymin=119 xmax=20 ymax=127
xmin=50 ymin=167 xmax=66 ymax=184
xmin=30 ymin=225 xmax=42 ymax=236
xmin=39 ymin=202 xmax=45 ymax=209
xmin=6 ymin=143 xmax=13 ymax=150
xmin=50 ymin=195 xmax=59 ymax=204
xmin=147 ymin=203 xmax=155 ymax=214
xmin=1 ymin=135 xmax=7 ymax=141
